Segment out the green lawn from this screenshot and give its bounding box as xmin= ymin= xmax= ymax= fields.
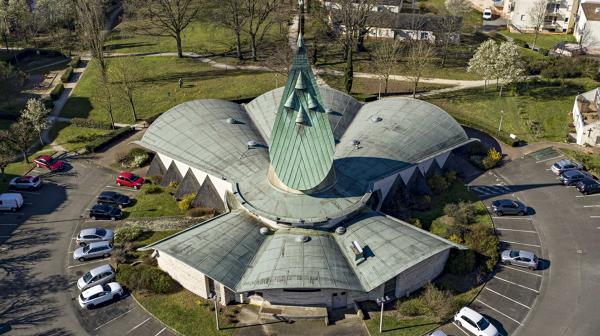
xmin=503 ymin=31 xmax=576 ymax=50
xmin=418 ymin=0 xmax=483 ymax=27
xmin=321 ymin=75 xmax=452 ymax=96
xmin=425 ymin=78 xmax=599 ymax=143
xmin=136 ymin=289 xmax=235 ymax=336
xmin=48 ymin=123 xmax=113 ymax=152
xmin=125 ymin=184 xmax=185 ymax=218
xmin=134 ymin=230 xmax=180 ymax=247
xmin=60 ymin=56 xmax=282 ymax=124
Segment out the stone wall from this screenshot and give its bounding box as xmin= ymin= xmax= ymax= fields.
xmin=118 ymin=216 xmax=213 ymax=232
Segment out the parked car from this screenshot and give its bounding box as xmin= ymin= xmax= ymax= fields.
xmin=501 ymin=249 xmax=538 ymax=270
xmin=8 ymin=176 xmax=42 ymax=190
xmin=89 ymin=204 xmax=123 ymax=221
xmin=0 ymin=193 xmax=24 ymax=212
xmin=77 ymin=264 xmax=116 ymax=291
xmin=551 ymin=159 xmax=583 ymax=175
xmin=73 ymin=241 xmax=113 ymax=261
xmin=33 ymin=155 xmax=64 ymax=171
xmin=559 ymin=170 xmax=594 ymax=186
xmin=97 ymin=191 xmax=131 ymax=208
xmin=491 ymin=199 xmax=527 ymax=216
xmin=576 ymin=179 xmax=600 ymax=195
xmin=482 ymin=8 xmax=493 ymax=20
xmin=78 ymin=282 xmax=124 ymax=309
xmin=454 ymin=307 xmax=499 ymax=336
xmin=76 ymin=227 xmax=114 ymax=246
xmin=116 ymin=172 xmax=144 ymax=189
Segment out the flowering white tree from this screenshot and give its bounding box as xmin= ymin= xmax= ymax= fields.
xmin=495 ymin=41 xmax=525 ymax=97
xmin=467 ymin=39 xmax=499 ymax=92
xmin=21 ymin=98 xmax=49 ymax=145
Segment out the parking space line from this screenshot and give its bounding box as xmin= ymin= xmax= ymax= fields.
xmin=500 ymin=240 xmax=541 ymax=248
xmin=500 ymin=265 xmax=544 ymax=277
xmin=105 ymin=185 xmax=138 ymax=192
xmin=491 ymin=216 xmax=531 ymax=220
xmin=93 ymin=308 xmax=134 ymax=331
xmin=452 ymin=323 xmax=470 ymax=336
xmin=576 ymin=194 xmax=600 ymax=198
xmin=494 ymin=276 xmax=540 ymax=293
xmin=495 ymin=228 xmax=537 ymax=233
xmin=590 ymin=216 xmax=600 ymax=218
xmin=67 ymin=258 xmax=111 ymax=269
xmin=583 ymin=205 xmax=600 ymax=208
xmin=154 ymin=327 xmax=167 ymax=336
xmin=127 ymin=317 xmax=151 ymax=334
xmin=535 ymin=155 xmax=563 ymax=164
xmin=475 ymin=299 xmax=522 ymax=325
xmin=484 ymin=287 xmax=531 ymax=309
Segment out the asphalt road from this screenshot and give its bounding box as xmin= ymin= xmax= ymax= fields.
xmin=0 ymin=153 xmax=173 ymax=336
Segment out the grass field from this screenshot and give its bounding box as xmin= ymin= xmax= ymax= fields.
xmin=503 ymin=31 xmax=576 ymax=50
xmin=322 ymin=74 xmax=452 ymax=95
xmin=125 ymin=184 xmax=185 ymax=218
xmin=426 ymin=78 xmax=599 ymax=142
xmin=48 ymin=123 xmax=113 ymax=152
xmin=60 ymin=56 xmax=282 ymax=124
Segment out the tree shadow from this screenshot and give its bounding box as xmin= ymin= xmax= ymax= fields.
xmin=60 ymin=97 xmax=93 ymax=120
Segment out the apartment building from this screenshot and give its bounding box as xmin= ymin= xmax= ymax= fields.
xmin=503 ymin=0 xmax=581 ymax=33
xmin=574 ymin=0 xmax=600 ymax=52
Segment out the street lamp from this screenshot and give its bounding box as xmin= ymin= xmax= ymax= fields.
xmin=210 ymin=291 xmax=220 ymax=331
xmin=498 ymin=109 xmax=504 ymax=132
xmin=376 ymin=295 xmax=390 ymax=334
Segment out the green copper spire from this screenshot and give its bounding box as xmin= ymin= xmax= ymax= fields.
xmin=268 ymin=30 xmax=335 ymax=192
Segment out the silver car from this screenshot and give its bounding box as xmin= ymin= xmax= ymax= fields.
xmin=501 ymin=249 xmax=538 ymax=270
xmin=73 ymin=241 xmax=113 ymax=262
xmin=77 ymin=264 xmax=116 ymax=291
xmin=551 ymin=159 xmax=583 ymax=175
xmin=76 ymin=227 xmax=114 ymax=246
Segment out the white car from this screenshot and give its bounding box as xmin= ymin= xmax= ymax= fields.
xmin=78 ymin=282 xmax=124 ymax=309
xmin=77 ymin=264 xmax=116 ymax=291
xmin=454 ymin=307 xmax=499 ymax=336
xmin=483 ymin=8 xmax=493 ymax=20
xmin=9 ymin=176 xmax=42 ymax=190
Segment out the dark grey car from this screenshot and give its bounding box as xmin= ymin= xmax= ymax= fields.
xmin=491 ymin=199 xmax=527 ymax=216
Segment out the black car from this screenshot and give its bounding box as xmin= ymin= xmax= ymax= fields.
xmin=558 ymin=170 xmax=594 ymax=186
xmin=89 ymin=204 xmax=123 ymax=221
xmin=576 ymin=179 xmax=600 ymax=195
xmin=97 ymin=191 xmax=131 ymax=208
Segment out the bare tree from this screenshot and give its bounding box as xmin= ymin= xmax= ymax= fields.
xmin=111 ymin=57 xmax=142 ymax=122
xmin=75 ymin=0 xmax=115 ymax=128
xmin=528 ymin=0 xmax=548 ymax=50
xmin=6 ymin=119 xmax=35 ymax=163
xmin=372 ymin=38 xmax=402 ymax=95
xmin=578 ymin=24 xmax=598 ymax=50
xmin=242 ymin=0 xmax=285 ymax=61
xmin=206 ymin=0 xmax=246 ymax=60
xmin=435 ymin=15 xmax=462 ymax=67
xmin=129 ymin=0 xmax=200 ymax=58
xmin=261 ymin=31 xmax=294 ymax=75
xmin=404 ymin=40 xmax=434 ymax=98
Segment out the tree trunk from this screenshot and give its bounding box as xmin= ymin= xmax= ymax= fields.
xmin=22 ymin=151 xmax=28 ymax=163
xmin=0 ymin=167 xmax=5 ymax=181
xmin=357 ymin=30 xmax=367 ymax=52
xmin=39 ymin=133 xmax=44 ymax=146
xmin=128 ymin=95 xmax=137 ymax=121
xmin=499 ymin=85 xmax=504 ymax=97
xmin=176 ymin=33 xmax=183 ymax=58
xmin=532 ymin=30 xmax=539 ymax=50
xmin=484 ymin=79 xmax=487 ymax=93
xmin=384 ymin=77 xmax=389 ymax=94
xmin=344 ymin=47 xmax=353 ymax=93
xmin=2 ymin=33 xmax=8 ymax=53
xmin=250 ymin=34 xmax=258 ymax=61
xmin=412 ymin=75 xmax=420 ymax=98
xmin=235 ymin=30 xmax=243 ymax=60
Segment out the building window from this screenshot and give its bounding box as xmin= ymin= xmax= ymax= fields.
xmin=520 ymin=14 xmax=525 ymax=21
xmin=420 ymin=32 xmax=429 ymax=40
xmin=564 ymin=17 xmax=569 ymax=23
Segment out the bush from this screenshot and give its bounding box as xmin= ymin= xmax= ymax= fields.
xmin=116 ymin=147 xmax=151 ymax=168
xmin=178 ymin=193 xmax=196 ymax=210
xmin=422 ymin=283 xmax=455 ymax=321
xmin=70 ymin=117 xmax=113 ymax=129
xmin=430 ymin=216 xmax=460 ymax=238
xmin=464 ymin=224 xmax=499 ymax=273
xmin=143 ymin=184 xmax=163 ymax=195
xmin=115 ymin=225 xmax=144 ymax=244
xmin=50 ymin=83 xmax=64 ymax=100
xmin=60 ymin=66 xmax=73 ymax=83
xmin=482 ymin=148 xmax=502 ymax=170
xmin=445 ymin=170 xmax=457 ymax=185
xmin=117 ymin=264 xmax=176 ymax=294
xmin=41 ymin=95 xmax=54 ymax=110
xmin=445 ymin=249 xmax=476 ymax=275
xmin=187 ymin=207 xmax=215 ymax=217
xmin=427 ymin=175 xmax=448 ymax=194
xmin=69 ymin=56 xmax=81 ymax=68
xmin=443 ymin=201 xmax=477 ymax=225
xmin=168 ymin=181 xmax=179 ymax=189
xmin=397 ymin=297 xmax=429 ymax=317
xmin=148 ymin=175 xmax=162 ymax=185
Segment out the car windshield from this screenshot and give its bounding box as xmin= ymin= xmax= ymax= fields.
xmin=83 ymin=245 xmax=91 ymax=253
xmin=476 ymin=317 xmax=490 ymax=330
xmin=31 ymin=176 xmax=39 ymax=182
xmin=130 ymin=174 xmax=139 ymax=181
xmin=96 ymin=228 xmax=106 ymax=236
xmin=509 ymin=250 xmax=519 ymax=258
xmin=102 ymin=284 xmax=111 ymax=291
xmin=83 ymin=271 xmax=93 ymax=282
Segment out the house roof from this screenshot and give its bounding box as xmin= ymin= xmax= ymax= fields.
xmin=582 ymin=2 xmax=600 ymax=21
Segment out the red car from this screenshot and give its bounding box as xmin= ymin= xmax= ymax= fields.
xmin=116 ymin=171 xmax=144 ymax=189
xmin=34 ymin=155 xmax=64 ymax=171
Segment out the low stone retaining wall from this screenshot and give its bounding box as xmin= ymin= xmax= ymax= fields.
xmin=117 ymin=215 xmax=213 ymax=232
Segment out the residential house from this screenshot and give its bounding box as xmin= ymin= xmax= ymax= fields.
xmin=574 ymin=0 xmax=600 ymax=53
xmin=504 ymin=0 xmax=581 ymax=33
xmin=571 ymin=88 xmax=600 ymax=146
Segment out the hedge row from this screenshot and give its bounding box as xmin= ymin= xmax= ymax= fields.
xmin=50 ymin=83 xmax=64 ymax=100
xmin=70 ymin=117 xmax=113 ymax=130
xmin=117 ymin=264 xmax=176 ymax=294
xmin=61 ymin=66 xmax=73 ymax=83
xmin=84 ymin=126 xmax=133 ymax=153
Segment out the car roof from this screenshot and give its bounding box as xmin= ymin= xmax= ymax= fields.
xmin=495 ymin=199 xmax=515 ymax=205
xmin=459 ymin=307 xmax=483 ymax=321
xmin=563 ymin=170 xmax=582 ymax=176
xmin=99 ymin=191 xmax=117 ymax=197
xmin=517 ymin=250 xmax=535 ymax=259
xmin=87 ymin=241 xmax=111 ymax=248
xmin=119 ymin=171 xmax=134 ymax=177
xmin=89 ymin=264 xmax=114 ymax=276
xmin=92 ymin=203 xmax=110 ymax=210
xmin=36 ymin=155 xmax=52 ymax=160
xmin=81 ymin=284 xmax=105 ymax=297
xmin=81 ymin=228 xmax=104 ymax=235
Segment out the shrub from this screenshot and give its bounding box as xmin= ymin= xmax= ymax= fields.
xmin=70 ymin=117 xmax=112 ymax=129
xmin=464 ymin=224 xmax=499 ymax=273
xmin=482 ymin=148 xmax=502 ymax=170
xmin=427 ymin=175 xmax=448 ymax=194
xmin=444 ymin=170 xmax=457 ymax=185
xmin=148 ymin=175 xmax=162 ymax=185
xmin=430 ymin=216 xmax=459 ymax=238
xmin=50 ymin=82 xmax=64 ymax=100
xmin=69 ymin=56 xmax=81 ymax=68
xmin=445 ymin=249 xmax=476 ymax=275
xmin=187 ymin=207 xmax=215 ymax=217
xmin=422 ymin=283 xmax=455 ymax=321
xmin=448 ymin=233 xmax=463 ymax=244
xmin=117 ymin=264 xmax=176 ymax=294
xmin=116 ymin=147 xmax=151 ymax=168
xmin=143 ymin=184 xmax=163 ymax=195
xmin=467 ymin=141 xmax=488 ymax=156
xmin=168 ymin=181 xmax=179 ymax=189
xmin=443 ymin=202 xmax=477 ymax=225
xmin=407 ymin=218 xmax=423 ymax=229
xmin=60 ymin=66 xmax=73 ymax=83
xmin=41 ymin=95 xmax=54 ymax=109
xmin=397 ymin=297 xmax=428 ymax=317
xmin=178 ymin=193 xmax=196 ymax=210
xmin=115 ymin=225 xmax=143 ymax=244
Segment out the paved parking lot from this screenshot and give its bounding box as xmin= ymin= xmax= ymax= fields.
xmin=0 ymin=153 xmax=174 ymax=336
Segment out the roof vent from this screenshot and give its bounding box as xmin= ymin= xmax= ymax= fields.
xmin=259 ymin=227 xmax=270 ymax=235
xmin=226 ymin=117 xmax=236 ymax=124
xmin=325 ymin=108 xmax=334 ymax=114
xmin=335 ymin=226 xmax=346 ymax=235
xmin=371 ymin=116 xmax=382 ymax=123
xmin=350 ymin=139 xmax=360 ymax=148
xmin=295 ymin=235 xmax=310 ymax=243
xmin=247 ymin=140 xmax=258 ymax=148
xmin=351 ymin=240 xmax=366 ymax=264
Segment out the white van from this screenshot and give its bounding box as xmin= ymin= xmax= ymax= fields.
xmin=0 ymin=193 xmax=24 ymax=212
